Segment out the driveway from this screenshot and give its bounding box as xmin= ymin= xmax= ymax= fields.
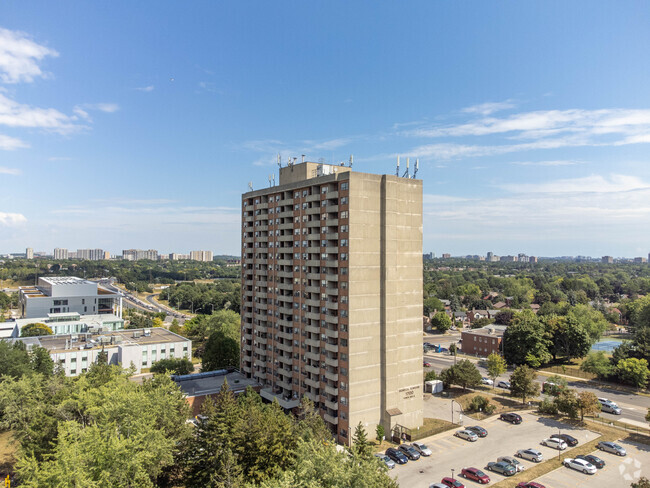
xmin=391 ymin=412 xmax=601 ymax=488
xmin=534 ymin=438 xmax=650 ymax=488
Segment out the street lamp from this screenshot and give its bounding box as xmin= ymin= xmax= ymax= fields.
xmin=558 ymin=428 xmax=561 ymax=461
xmin=451 ymin=468 xmax=455 ymax=481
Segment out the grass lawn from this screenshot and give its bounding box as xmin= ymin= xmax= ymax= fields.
xmin=490 ymin=417 xmax=650 ymax=488
xmin=445 ymin=387 xmax=532 ymax=420
xmin=371 ymin=418 xmax=456 ymax=453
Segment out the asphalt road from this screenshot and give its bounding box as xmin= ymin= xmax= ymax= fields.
xmin=423 ymin=344 xmax=650 ymax=426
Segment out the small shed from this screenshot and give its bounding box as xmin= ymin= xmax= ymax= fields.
xmin=424 ymin=380 xmax=443 ymax=394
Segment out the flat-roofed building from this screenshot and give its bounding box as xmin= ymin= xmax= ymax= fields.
xmin=54 ymin=248 xmax=69 ymax=260
xmin=461 ymin=325 xmax=506 ymax=357
xmin=190 ymin=250 xmax=214 ymax=262
xmin=12 ymin=327 xmax=191 ymax=376
xmin=18 ymin=277 xmax=122 ymax=319
xmin=123 ymin=249 xmax=159 ymax=261
xmin=241 ymin=161 xmax=423 ymax=445
xmin=13 ymin=312 xmax=124 ymax=336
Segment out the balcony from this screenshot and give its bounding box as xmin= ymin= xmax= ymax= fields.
xmin=325 ymin=355 xmax=338 ymax=367
xmin=325 ymin=384 xmax=338 ymax=396
xmin=325 ymin=370 xmax=339 ymax=382
xmin=325 ymin=342 xmax=339 ymax=354
xmin=305 ymin=338 xmax=320 ymax=348
xmin=260 ymin=388 xmax=300 ymax=409
xmin=324 ymin=328 xmax=338 ymax=339
xmin=305 ymin=377 xmax=320 ymax=388
xmin=323 ymin=413 xmax=338 ymax=425
xmin=325 ymin=399 xmax=339 ymax=410
xmin=305 ymin=350 xmax=320 ymax=361
xmin=305 ymin=364 xmax=320 ymax=375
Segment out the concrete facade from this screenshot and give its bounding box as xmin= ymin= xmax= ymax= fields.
xmin=241 ymin=162 xmax=423 ymax=445
xmin=13 ymin=313 xmax=124 ymax=336
xmin=18 ymin=277 xmax=122 ymax=319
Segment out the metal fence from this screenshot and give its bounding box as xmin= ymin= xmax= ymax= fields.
xmin=588 ymin=415 xmax=650 ymax=437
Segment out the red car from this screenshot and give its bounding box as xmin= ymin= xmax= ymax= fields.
xmin=441 ymin=478 xmax=465 ymax=488
xmin=517 ymin=483 xmax=546 ymax=488
xmin=424 ymin=361 xmax=432 ymax=367
xmin=461 ymin=467 xmax=490 ymax=484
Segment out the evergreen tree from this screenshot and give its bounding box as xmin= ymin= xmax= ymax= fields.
xmin=350 ymin=422 xmax=372 ymax=461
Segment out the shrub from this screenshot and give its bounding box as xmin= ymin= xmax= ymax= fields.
xmin=538 ymin=397 xmax=559 ymax=415
xmin=468 ymin=395 xmax=496 ymax=414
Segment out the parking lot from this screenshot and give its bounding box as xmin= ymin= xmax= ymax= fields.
xmin=390 ymin=411 xmax=601 ymax=488
xmin=535 ymin=438 xmax=650 ymax=488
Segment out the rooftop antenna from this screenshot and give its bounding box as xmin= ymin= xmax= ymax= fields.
xmin=268 ymin=175 xmax=273 ymax=187
xmin=248 ymin=181 xmax=253 ymax=191
xmin=412 ymin=158 xmax=419 ymax=178
xmin=277 ymin=153 xmax=282 ymax=168
xmin=402 ymin=157 xmax=410 ymax=178
xmin=272 ymin=174 xmax=276 ymax=186
xmin=349 ymin=154 xmax=353 ymax=168
xmin=292 ymin=157 xmax=297 ymax=166
xmin=301 ymin=154 xmax=305 ymax=163
xmin=396 ymin=156 xmax=400 ymax=177
xmin=287 ymin=157 xmax=292 ymax=167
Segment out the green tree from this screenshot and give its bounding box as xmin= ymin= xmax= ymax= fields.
xmin=449 ymin=343 xmax=457 ymax=356
xmin=555 ymin=389 xmax=579 ymax=418
xmin=580 ymin=351 xmax=614 ymax=379
xmin=617 ymin=357 xmax=650 ymax=388
xmin=442 ymin=359 xmax=482 ymax=391
xmin=471 ymin=317 xmax=494 ymax=329
xmin=150 ymin=358 xmax=194 ymax=375
xmin=430 ymin=311 xmax=452 ymax=333
xmin=503 ymin=311 xmax=551 ymax=367
xmin=295 ymin=396 xmax=331 ymax=443
xmin=424 ymin=370 xmax=438 ymax=382
xmin=631 ymin=477 xmax=650 ymax=488
xmin=486 ymin=353 xmax=506 ymax=388
xmin=510 ymin=365 xmax=540 ymax=404
xmin=0 ymin=340 xmax=32 ymax=380
xmin=20 ymin=322 xmax=53 ymax=337
xmin=423 ymin=297 xmax=445 ymax=317
xmin=577 ymin=391 xmax=601 ymax=421
xmin=201 ymin=330 xmax=240 ymax=371
xmin=376 ymin=424 xmax=385 ymax=442
xmin=350 ymin=422 xmax=372 ymax=462
xmin=29 ymin=347 xmax=53 ymax=376
xmin=544 ymin=315 xmax=592 ymax=361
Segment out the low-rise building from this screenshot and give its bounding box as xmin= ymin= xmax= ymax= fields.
xmin=460 ymin=325 xmax=506 ymax=357
xmin=19 ymin=277 xmax=122 ymax=319
xmin=12 ymin=327 xmax=191 ymax=376
xmin=13 ymin=312 xmax=124 ymax=336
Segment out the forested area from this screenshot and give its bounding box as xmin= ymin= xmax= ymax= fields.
xmin=0 ymin=342 xmax=394 ymax=487
xmin=159 ymin=281 xmax=241 ymax=315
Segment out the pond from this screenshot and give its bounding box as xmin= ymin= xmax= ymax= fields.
xmin=590 ymin=339 xmax=623 ymax=353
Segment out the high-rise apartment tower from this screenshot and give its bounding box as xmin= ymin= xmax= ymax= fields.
xmin=241 ymin=161 xmax=423 ymax=445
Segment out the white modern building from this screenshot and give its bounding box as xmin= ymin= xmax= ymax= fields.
xmin=122 ymin=249 xmax=159 ymax=261
xmin=26 ymin=247 xmax=34 ymax=259
xmin=13 ymin=312 xmax=124 ymax=336
xmin=18 ymin=277 xmax=122 ymax=319
xmin=54 ymin=248 xmax=69 ymax=260
xmin=12 ymin=328 xmax=191 ymax=376
xmin=190 ymin=250 xmax=214 ymax=262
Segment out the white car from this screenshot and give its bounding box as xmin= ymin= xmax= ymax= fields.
xmin=564 ymin=458 xmax=597 ymax=474
xmin=411 ymin=442 xmax=432 ymax=456
xmin=481 ymin=377 xmax=494 ymax=385
xmin=516 ymin=448 xmax=543 ymax=462
xmin=541 ymin=438 xmax=567 ymax=450
xmin=496 ymin=380 xmax=511 ymax=389
xmin=455 ymin=430 xmax=479 ymax=442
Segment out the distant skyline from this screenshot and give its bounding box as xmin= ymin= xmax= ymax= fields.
xmin=1 ymin=2 xmax=650 ymax=256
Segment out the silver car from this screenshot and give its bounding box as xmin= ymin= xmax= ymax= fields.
xmin=374 ymin=453 xmax=395 ymax=469
xmin=411 ymin=442 xmax=432 ymax=456
xmin=497 ymin=380 xmax=511 ymax=389
xmin=564 ymin=458 xmax=597 ymax=474
xmin=601 ymin=402 xmax=622 ymax=415
xmin=541 ymin=438 xmax=567 ymax=450
xmin=455 ymin=429 xmax=478 ymax=442
xmin=597 ymin=441 xmax=627 ymax=456
xmin=497 ymin=456 xmax=525 ymax=472
xmin=516 ymin=448 xmax=543 ymax=462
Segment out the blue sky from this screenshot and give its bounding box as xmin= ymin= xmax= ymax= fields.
xmin=1 ymin=1 xmax=649 ymax=257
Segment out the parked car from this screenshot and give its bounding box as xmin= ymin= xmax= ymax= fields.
xmin=455 ymin=430 xmax=479 ymax=442
xmin=412 ymin=442 xmax=432 ymax=456
xmin=385 ymin=447 xmax=408 ymax=464
xmin=460 ymin=467 xmax=490 ymax=484
xmin=600 ymin=402 xmax=622 ymax=415
xmin=486 ymin=461 xmax=516 ymax=476
xmin=541 ymin=438 xmax=567 ymax=450
xmin=440 ymin=478 xmax=465 ymax=488
xmin=500 ymin=412 xmax=522 ymax=424
xmin=481 ymin=377 xmax=493 ymax=386
xmin=374 ymin=453 xmax=395 ymax=469
xmin=576 ymin=454 xmax=605 ymax=469
xmin=497 ymin=380 xmax=511 ymax=389
xmin=430 ymin=484 xmax=449 ymax=488
xmin=466 ymin=425 xmax=488 ymax=437
xmin=398 ymin=444 xmax=420 ymax=461
xmin=550 ymin=433 xmax=578 ymax=447
xmin=398 ymin=444 xmax=421 ymax=460
xmin=497 ymin=456 xmax=525 ymax=472
xmin=423 ymin=361 xmax=432 ymax=367
xmin=563 ymin=458 xmax=597 ymax=474
xmin=597 ymin=441 xmax=627 ymax=456
xmin=517 ymin=483 xmax=546 ymax=488
xmin=516 ymin=448 xmax=543 ymax=462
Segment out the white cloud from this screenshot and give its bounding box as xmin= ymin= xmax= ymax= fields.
xmin=461 ymin=100 xmax=516 ymax=115
xmin=135 ymin=85 xmax=154 ymax=92
xmin=499 ymin=174 xmax=650 ymax=194
xmin=510 ymin=160 xmax=584 ymax=167
xmin=0 ymin=93 xmax=80 ymax=133
xmin=0 ymin=134 xmax=28 ymax=150
xmin=0 ymin=28 xmax=58 ymax=84
xmin=0 ymin=212 xmax=26 ymax=226
xmin=72 ymin=103 xmax=119 ymax=121
xmin=0 ymin=166 xmax=20 ymax=175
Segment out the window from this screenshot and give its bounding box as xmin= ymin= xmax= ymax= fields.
xmin=340 ymin=197 xmax=348 ymax=205
xmin=340 ymin=225 xmax=348 ymax=233
xmin=340 ymin=239 xmax=348 ymax=247
xmin=340 ymin=253 xmax=348 ymax=261
xmin=340 ymin=182 xmax=348 ymax=191
xmin=340 ymin=267 xmax=348 ymax=275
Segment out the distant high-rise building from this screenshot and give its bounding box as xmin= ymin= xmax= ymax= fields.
xmin=500 ymin=255 xmax=517 ymax=262
xmin=602 ymin=256 xmax=614 ymax=264
xmin=529 ymin=256 xmax=538 ymax=263
xmin=26 ymin=247 xmax=34 ymax=259
xmin=54 ymin=248 xmax=69 ymax=260
xmin=76 ymin=249 xmax=104 ymax=261
xmin=486 ymin=251 xmax=493 ymax=261
xmin=241 ymin=161 xmax=423 ymax=445
xmin=103 ymin=251 xmax=111 ymax=260
xmin=633 ymin=257 xmax=647 ymax=264
xmin=190 ymin=250 xmax=214 ymax=262
xmin=442 ymin=253 xmax=451 ymax=259
xmin=122 ymin=249 xmax=158 ymax=261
